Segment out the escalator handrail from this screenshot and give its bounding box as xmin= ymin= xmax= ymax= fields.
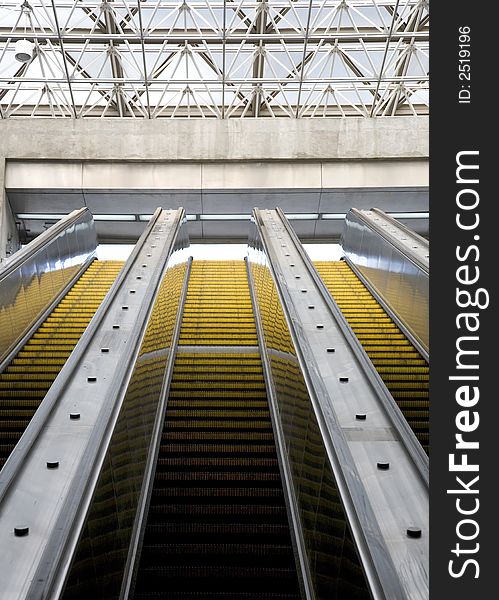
xmin=346 ymin=207 xmax=429 ymax=274
xmin=276 ymin=207 xmax=429 ymax=478
xmin=120 ymin=256 xmax=193 ymax=600
xmin=344 ymin=256 xmax=429 ymax=363
xmin=371 ymin=208 xmax=428 ymax=248
xmin=0 ymin=208 xmax=94 ymax=282
xmin=252 ymin=209 xmax=397 ymax=600
xmin=0 ymin=207 xmax=166 ymax=499
xmin=0 ymin=257 xmax=95 ymax=374
xmin=245 ymin=255 xmax=316 ymax=600
xmin=0 ymin=208 xmax=186 ymax=600
xmin=342 ymin=207 xmax=429 ymax=360
xmin=252 ymin=208 xmax=428 ymax=600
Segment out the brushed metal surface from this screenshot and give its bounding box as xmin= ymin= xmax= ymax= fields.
xmin=249 ymin=208 xmax=429 ymax=600
xmin=0 ymin=209 xmax=185 ymax=600
xmin=0 ymin=208 xmax=96 ymax=366
xmin=341 ymin=208 xmax=429 ymax=358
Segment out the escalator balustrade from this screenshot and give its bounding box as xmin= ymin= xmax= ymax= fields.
xmin=0 ymin=260 xmax=123 ymax=469
xmin=132 ymin=260 xmax=301 ymax=600
xmin=314 ymin=260 xmax=429 ymax=453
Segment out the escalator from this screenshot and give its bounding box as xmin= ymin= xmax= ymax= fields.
xmin=132 ymin=260 xmax=301 ymax=600
xmin=0 ymin=260 xmax=123 ymax=468
xmin=314 ymin=260 xmax=429 ymax=453
xmin=0 ymin=207 xmax=429 ymax=599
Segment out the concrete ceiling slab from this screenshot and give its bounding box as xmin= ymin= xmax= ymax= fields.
xmin=8 ymin=192 xmax=86 ymax=213
xmin=94 ymin=221 xmax=147 ymax=243
xmin=186 ymin=221 xmax=203 ymax=241
xmin=314 ymin=219 xmax=353 ymax=240
xmin=200 ymin=220 xmax=252 ymax=241
xmin=201 ymin=191 xmax=321 ymax=214
xmin=82 ymin=192 xmax=203 ymax=214
xmin=318 ymin=189 xmax=429 ymax=214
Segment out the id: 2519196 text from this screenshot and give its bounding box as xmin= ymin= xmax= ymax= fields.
xmin=458 ymin=26 xmax=471 ymax=104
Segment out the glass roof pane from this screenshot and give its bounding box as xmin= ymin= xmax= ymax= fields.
xmin=0 ymin=0 xmax=429 ymax=118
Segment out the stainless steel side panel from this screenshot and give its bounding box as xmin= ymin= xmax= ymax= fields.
xmin=0 ymin=208 xmax=187 ymax=600
xmin=341 ymin=208 xmax=429 ymax=358
xmin=0 ymin=208 xmax=97 ymax=366
xmin=63 ymin=240 xmax=192 ymax=600
xmin=249 ymin=208 xmax=429 ymax=600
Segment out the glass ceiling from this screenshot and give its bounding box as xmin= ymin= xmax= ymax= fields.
xmin=0 ymin=0 xmax=429 ymax=118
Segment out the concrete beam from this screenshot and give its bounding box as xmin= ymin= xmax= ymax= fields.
xmin=6 ymin=160 xmax=429 ymax=191
xmin=0 ymin=117 xmax=428 ymax=162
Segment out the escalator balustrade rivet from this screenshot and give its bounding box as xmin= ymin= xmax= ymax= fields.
xmin=113 ymin=325 xmax=120 ymax=329
xmin=46 ymin=461 xmax=59 ymax=469
xmin=326 ymin=348 xmax=335 ymax=353
xmin=407 ymin=527 xmax=422 ymax=538
xmin=316 ymin=324 xmax=324 ymax=329
xmin=69 ymin=413 xmax=80 ymax=420
xmin=339 ymin=376 xmax=349 ymax=382
xmin=101 ymin=348 xmax=110 ymax=353
xmin=377 ymin=461 xmax=390 ymax=470
xmin=14 ymin=526 xmax=29 ymax=537
xmin=87 ymin=376 xmax=97 ymax=382
xmin=355 ymin=413 xmax=367 ymax=420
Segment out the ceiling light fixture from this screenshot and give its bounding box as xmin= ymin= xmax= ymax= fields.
xmin=92 ymin=214 xmax=136 ymax=222
xmin=321 ymin=213 xmax=348 ymax=220
xmin=286 ymin=213 xmax=320 ymax=220
xmin=200 ymin=214 xmax=252 ymax=221
xmin=14 ymin=2 xmax=34 ymax=63
xmin=16 ymin=213 xmax=65 ymax=220
xmin=387 ymin=212 xmax=429 ymax=219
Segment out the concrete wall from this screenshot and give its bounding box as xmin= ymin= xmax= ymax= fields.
xmin=0 ymin=117 xmax=429 ymax=256
xmin=0 ymin=161 xmax=19 ymax=262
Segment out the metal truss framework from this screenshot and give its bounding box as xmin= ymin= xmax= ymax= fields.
xmin=0 ymin=1 xmax=429 ymax=118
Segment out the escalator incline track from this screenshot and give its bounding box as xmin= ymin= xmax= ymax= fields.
xmin=0 ymin=260 xmax=124 ymax=469
xmin=133 ymin=260 xmax=301 ymax=600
